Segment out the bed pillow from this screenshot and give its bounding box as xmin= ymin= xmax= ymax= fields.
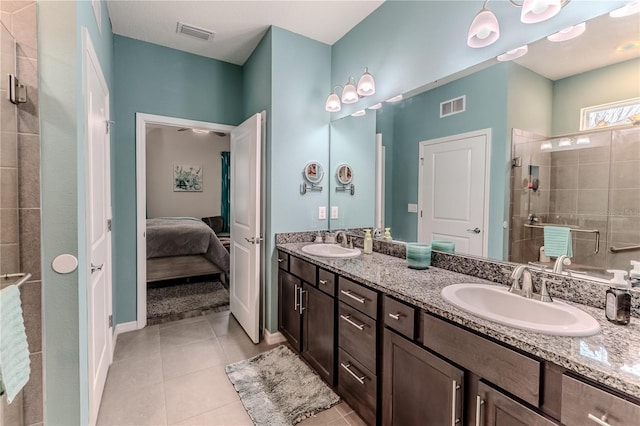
xmin=201 ymin=216 xmax=224 ymax=234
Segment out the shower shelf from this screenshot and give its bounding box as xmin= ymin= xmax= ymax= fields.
xmin=524 ymin=223 xmax=600 ymax=254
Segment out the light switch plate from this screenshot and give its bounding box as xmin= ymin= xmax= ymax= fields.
xmin=331 ymin=206 xmax=339 ymax=219
xmin=408 ymin=203 xmax=418 ymax=213
xmin=318 ymin=206 xmax=327 ymax=220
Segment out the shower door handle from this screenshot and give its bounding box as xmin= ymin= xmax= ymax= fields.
xmin=466 ymin=227 xmax=481 ymax=234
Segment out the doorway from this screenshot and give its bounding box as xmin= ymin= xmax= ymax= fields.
xmin=417 ymin=129 xmax=491 ymax=257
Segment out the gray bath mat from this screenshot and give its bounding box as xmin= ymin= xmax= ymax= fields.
xmin=147 ymin=280 xmax=229 ymax=325
xmin=225 ymin=345 xmax=340 ymax=425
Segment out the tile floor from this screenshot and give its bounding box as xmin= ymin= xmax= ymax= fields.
xmin=97 ymin=310 xmax=366 ymax=426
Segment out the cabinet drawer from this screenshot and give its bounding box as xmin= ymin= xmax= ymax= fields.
xmin=383 ymin=296 xmax=415 ymax=340
xmin=290 ymin=256 xmax=316 ymax=285
xmin=423 ymin=313 xmax=541 ymax=407
xmin=318 ymin=268 xmax=336 ymax=297
xmin=338 ymin=348 xmax=376 ymax=426
xmin=339 ymin=302 xmax=377 ymax=373
xmin=338 ymin=277 xmax=377 ymax=318
xmin=277 ymin=251 xmax=289 ymax=271
xmin=561 ymin=375 xmax=640 ymax=426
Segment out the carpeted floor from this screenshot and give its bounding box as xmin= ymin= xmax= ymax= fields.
xmin=147 ymin=280 xmax=229 ymax=325
xmin=225 ymin=345 xmax=340 ymax=425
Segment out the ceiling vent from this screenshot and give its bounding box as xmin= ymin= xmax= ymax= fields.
xmin=176 ymin=22 xmax=215 ymax=41
xmin=440 ymin=95 xmax=466 ymax=118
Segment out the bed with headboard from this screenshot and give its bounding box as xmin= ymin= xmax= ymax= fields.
xmin=146 ymin=217 xmax=229 ymax=283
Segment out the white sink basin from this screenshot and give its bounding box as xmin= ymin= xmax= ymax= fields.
xmin=441 ymin=284 xmax=600 ymax=336
xmin=301 ymin=244 xmax=361 ymax=258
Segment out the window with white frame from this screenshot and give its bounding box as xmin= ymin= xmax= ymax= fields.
xmin=580 ymin=97 xmax=640 ymax=131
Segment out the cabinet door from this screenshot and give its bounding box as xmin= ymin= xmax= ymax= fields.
xmin=278 ymin=270 xmax=301 ymax=351
xmin=383 ymin=329 xmax=464 ymax=426
xmin=477 ymin=382 xmax=558 ymax=426
xmin=302 ymin=283 xmax=335 ymax=385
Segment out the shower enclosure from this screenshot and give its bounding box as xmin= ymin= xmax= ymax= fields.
xmin=510 ymin=126 xmax=640 ymax=279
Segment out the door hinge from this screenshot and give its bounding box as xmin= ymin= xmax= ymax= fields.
xmin=105 ymin=120 xmax=114 ymax=134
xmin=108 ymin=314 xmax=113 ymax=328
xmin=420 ymin=210 xmax=423 ymax=218
xmin=107 ymin=218 xmax=112 ymax=231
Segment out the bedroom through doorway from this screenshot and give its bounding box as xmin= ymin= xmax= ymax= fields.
xmin=135 ymin=114 xmax=236 ymax=328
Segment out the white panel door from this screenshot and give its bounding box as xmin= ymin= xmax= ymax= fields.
xmin=418 ymin=130 xmax=490 ymax=256
xmin=84 ymin=29 xmax=112 ymax=426
xmin=230 ymin=113 xmax=262 ymax=343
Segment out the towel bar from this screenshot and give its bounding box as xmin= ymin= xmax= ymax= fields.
xmin=609 ymin=245 xmax=640 ymax=254
xmin=1 ymin=272 xmax=32 ymax=288
xmin=524 ymin=224 xmax=600 ymax=254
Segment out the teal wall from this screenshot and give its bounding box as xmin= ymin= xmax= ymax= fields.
xmin=112 ymin=36 xmax=243 ymax=323
xmin=507 ymin=63 xmax=554 ymax=138
xmin=552 ymin=58 xmax=640 ymax=135
xmin=266 ymin=27 xmax=331 ymax=331
xmin=385 ymin=64 xmax=509 ymax=259
xmin=330 ymin=113 xmax=376 ymax=229
xmin=330 ymin=0 xmax=624 ymax=119
xmin=39 ymin=0 xmax=113 ymax=423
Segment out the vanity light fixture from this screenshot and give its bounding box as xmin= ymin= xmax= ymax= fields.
xmin=558 ymin=138 xmax=572 ymax=147
xmin=325 ymin=68 xmax=376 ymax=112
xmin=368 ymin=103 xmax=383 ymax=110
xmin=540 ymin=142 xmax=553 ymax=150
xmin=351 ymin=110 xmax=366 ymax=117
xmin=576 ymin=136 xmax=591 ymax=145
xmin=467 ymin=0 xmax=571 ymax=48
xmin=386 ymin=94 xmax=403 ymax=103
xmin=192 ymin=128 xmax=211 ymax=134
xmin=610 ymin=1 xmax=639 ymax=18
xmin=497 ymin=45 xmax=529 ymax=61
xmin=547 ymin=22 xmax=586 ymax=42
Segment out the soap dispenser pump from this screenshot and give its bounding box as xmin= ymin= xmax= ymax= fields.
xmin=605 ymin=269 xmax=631 ymax=325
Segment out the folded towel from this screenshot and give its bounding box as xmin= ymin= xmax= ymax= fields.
xmin=0 ymin=285 xmax=31 ymax=403
xmin=431 ymin=240 xmax=455 ymax=253
xmin=543 ymin=226 xmax=573 ymax=258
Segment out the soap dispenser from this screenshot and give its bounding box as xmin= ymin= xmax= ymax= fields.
xmin=630 ymin=261 xmax=640 ymax=287
xmin=605 ymin=269 xmax=631 ymax=325
xmin=383 ymin=228 xmax=392 ymax=242
xmin=363 ymin=229 xmax=373 ymax=254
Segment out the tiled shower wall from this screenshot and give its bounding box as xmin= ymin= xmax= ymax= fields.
xmin=510 ymin=127 xmax=640 ymax=277
xmin=0 ymin=1 xmax=42 ymax=426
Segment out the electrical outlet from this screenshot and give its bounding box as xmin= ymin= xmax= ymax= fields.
xmin=318 ymin=206 xmax=327 ymax=220
xmin=408 ymin=203 xmax=418 ymax=213
xmin=331 ymin=206 xmax=339 ymax=219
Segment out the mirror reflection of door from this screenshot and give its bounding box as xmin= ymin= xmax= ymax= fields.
xmin=304 ymin=161 xmax=324 ymax=184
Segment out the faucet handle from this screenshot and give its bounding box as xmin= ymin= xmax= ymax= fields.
xmin=539 ymin=278 xmax=558 ymax=303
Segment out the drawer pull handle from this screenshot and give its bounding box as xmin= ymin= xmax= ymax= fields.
xmin=341 ymin=289 xmax=366 ymax=304
xmin=475 ymin=396 xmax=484 ymax=426
xmin=588 ymin=413 xmax=611 ymax=426
xmin=277 ymin=258 xmax=285 ymax=263
xmin=388 ymin=313 xmax=402 ymax=320
xmin=340 ymin=362 xmax=366 ymax=385
xmin=299 ymin=289 xmax=307 ymax=314
xmin=319 ymin=279 xmax=327 ymax=285
xmin=340 ymin=314 xmax=365 ymax=330
xmin=294 ymin=284 xmax=300 ymax=312
xmin=451 ymin=380 xmax=461 ymax=425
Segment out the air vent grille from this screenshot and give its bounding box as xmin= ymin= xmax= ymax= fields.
xmin=440 ymin=95 xmax=466 ymax=118
xmin=176 ymin=22 xmax=215 ymax=41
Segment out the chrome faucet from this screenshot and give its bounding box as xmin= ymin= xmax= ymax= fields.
xmin=335 ymin=231 xmax=348 ymax=248
xmin=552 ymin=255 xmax=571 ymax=274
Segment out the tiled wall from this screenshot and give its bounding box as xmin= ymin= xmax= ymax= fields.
xmin=510 ymin=126 xmax=640 ymax=277
xmin=0 ymin=1 xmax=42 ymax=425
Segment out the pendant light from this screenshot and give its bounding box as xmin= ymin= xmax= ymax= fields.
xmin=341 ymin=78 xmax=359 ymax=104
xmin=467 ymin=1 xmax=500 ymax=48
xmin=547 ymin=22 xmax=585 ymax=42
xmin=325 ymin=68 xmax=376 ymax=112
xmin=520 ymin=0 xmax=561 ymax=24
xmin=497 ymin=45 xmax=528 ymax=61
xmin=325 ymin=89 xmax=341 ymax=112
xmin=357 ymin=67 xmax=376 ymax=96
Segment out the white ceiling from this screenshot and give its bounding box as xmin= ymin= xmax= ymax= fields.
xmin=106 ymin=0 xmax=385 ymax=65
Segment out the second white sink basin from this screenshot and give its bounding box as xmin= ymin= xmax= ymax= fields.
xmin=441 ymin=284 xmax=600 ymax=336
xmin=301 ymin=243 xmax=361 ymax=258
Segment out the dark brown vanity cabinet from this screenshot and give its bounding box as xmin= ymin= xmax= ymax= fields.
xmin=382 ymin=328 xmax=464 ymax=426
xmin=476 ymin=382 xmax=558 ymax=426
xmin=277 ymin=252 xmax=336 ymax=385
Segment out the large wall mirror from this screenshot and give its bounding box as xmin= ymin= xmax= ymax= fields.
xmin=328 ymin=9 xmax=640 ymax=282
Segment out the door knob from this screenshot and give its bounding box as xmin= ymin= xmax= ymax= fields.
xmin=244 ymin=236 xmax=264 ymax=244
xmin=91 ymin=263 xmax=104 ymax=274
xmin=466 ymin=227 xmax=481 ymax=234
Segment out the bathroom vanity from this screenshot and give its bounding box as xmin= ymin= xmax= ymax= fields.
xmin=276 ymin=241 xmax=640 ymax=426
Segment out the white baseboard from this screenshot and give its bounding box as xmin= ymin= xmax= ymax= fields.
xmin=113 ymin=321 xmax=138 ymax=345
xmin=264 ymin=329 xmax=286 ymax=345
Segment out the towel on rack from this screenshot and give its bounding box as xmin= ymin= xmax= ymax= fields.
xmin=543 ymin=226 xmax=573 ymax=258
xmin=0 ymin=285 xmax=31 ymax=403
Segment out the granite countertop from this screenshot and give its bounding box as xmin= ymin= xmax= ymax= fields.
xmin=277 ymin=242 xmax=640 ymax=400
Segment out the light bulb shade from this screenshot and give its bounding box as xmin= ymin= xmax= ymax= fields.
xmin=357 ymin=68 xmax=376 ymax=96
xmin=467 ymin=8 xmax=500 ymax=48
xmin=341 ymin=82 xmax=359 ymax=104
xmin=351 ymin=110 xmax=366 ymax=117
xmin=547 ymin=22 xmax=586 ymax=42
xmin=325 ymin=92 xmax=341 ymax=112
xmin=497 ymin=45 xmax=529 ymax=61
xmin=610 ymin=1 xmax=640 ymax=18
xmin=521 ymin=0 xmax=561 ymax=24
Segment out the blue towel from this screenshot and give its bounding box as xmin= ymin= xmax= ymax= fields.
xmin=544 ymin=226 xmax=573 ymax=258
xmin=0 ymin=285 xmax=30 ymax=403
